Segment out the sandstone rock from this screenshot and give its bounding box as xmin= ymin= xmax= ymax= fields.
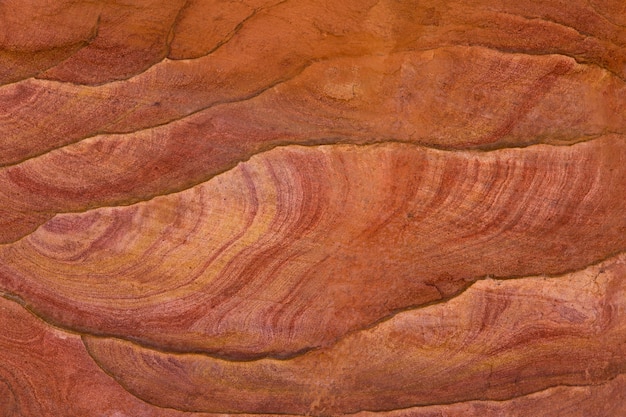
xmin=1 ymin=0 xmax=625 ymax=415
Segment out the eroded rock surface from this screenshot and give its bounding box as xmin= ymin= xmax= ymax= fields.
xmin=1 ymin=0 xmax=625 ymax=415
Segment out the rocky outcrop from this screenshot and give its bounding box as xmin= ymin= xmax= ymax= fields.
xmin=1 ymin=0 xmax=625 ymax=415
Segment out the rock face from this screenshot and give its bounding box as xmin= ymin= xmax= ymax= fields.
xmin=1 ymin=0 xmax=625 ymax=416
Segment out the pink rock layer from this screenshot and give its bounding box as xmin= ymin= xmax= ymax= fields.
xmin=1 ymin=0 xmax=626 ymax=415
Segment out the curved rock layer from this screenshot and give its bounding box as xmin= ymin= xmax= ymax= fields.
xmin=2 ymin=47 xmax=625 ymax=237
xmin=84 ymin=253 xmax=626 ymax=415
xmin=2 ymin=0 xmax=626 ymax=167
xmin=2 ymin=138 xmax=626 ymax=358
xmin=1 ymin=0 xmax=626 ymax=415
xmin=2 ymin=46 xmax=626 ymax=167
xmin=1 ymin=48 xmax=626 ymax=245
xmin=2 ymin=294 xmax=625 ymax=417
xmin=0 ymin=295 xmax=200 ymax=417
xmin=3 ymin=0 xmax=626 ymax=86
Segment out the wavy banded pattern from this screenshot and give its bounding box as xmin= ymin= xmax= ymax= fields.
xmin=84 ymin=253 xmax=626 ymax=414
xmin=2 ymin=0 xmax=626 ymax=415
xmin=1 ymin=138 xmax=625 ymax=359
